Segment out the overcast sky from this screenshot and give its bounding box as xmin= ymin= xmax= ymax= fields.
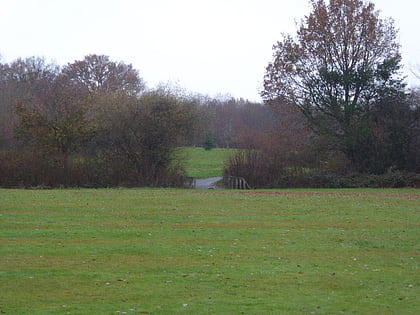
xmin=1 ymin=0 xmax=419 ymax=101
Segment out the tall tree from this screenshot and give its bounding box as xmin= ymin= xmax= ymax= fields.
xmin=262 ymin=0 xmax=414 ymax=173
xmin=62 ymin=54 xmax=145 ymax=96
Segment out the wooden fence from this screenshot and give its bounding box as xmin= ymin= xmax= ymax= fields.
xmin=226 ymin=176 xmax=250 ymax=189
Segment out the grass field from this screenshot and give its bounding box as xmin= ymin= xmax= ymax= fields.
xmin=182 ymin=147 xmax=236 ymax=179
xmin=1 ymin=188 xmax=419 ymax=314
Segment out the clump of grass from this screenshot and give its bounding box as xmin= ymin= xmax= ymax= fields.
xmin=0 ymin=188 xmax=419 ymax=314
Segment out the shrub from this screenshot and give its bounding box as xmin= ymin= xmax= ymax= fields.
xmin=224 ymin=150 xmax=286 ymax=188
xmin=0 ymin=149 xmax=187 ymax=188
xmin=223 ymin=150 xmax=419 ymax=188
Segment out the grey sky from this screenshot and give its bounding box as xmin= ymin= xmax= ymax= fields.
xmin=1 ymin=0 xmax=419 ymax=101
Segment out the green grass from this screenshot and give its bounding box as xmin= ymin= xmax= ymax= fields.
xmin=1 ymin=188 xmax=419 ymax=314
xmin=181 ymin=147 xmax=236 ymax=179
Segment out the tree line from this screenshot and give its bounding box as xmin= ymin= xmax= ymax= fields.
xmin=1 ymin=0 xmax=419 ymax=188
xmin=0 ymin=54 xmax=272 ymax=187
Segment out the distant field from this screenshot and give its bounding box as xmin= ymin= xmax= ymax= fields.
xmin=1 ymin=188 xmax=419 ymax=314
xmin=182 ymin=147 xmax=236 ymax=179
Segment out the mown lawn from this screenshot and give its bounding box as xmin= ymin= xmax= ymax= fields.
xmin=181 ymin=147 xmax=236 ymax=179
xmin=0 ymin=188 xmax=419 ymax=314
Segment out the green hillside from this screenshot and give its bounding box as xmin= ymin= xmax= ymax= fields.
xmin=182 ymin=147 xmax=236 ymax=179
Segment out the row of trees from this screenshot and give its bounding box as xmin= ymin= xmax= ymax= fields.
xmin=1 ymin=0 xmax=419 ymax=188
xmin=0 ymin=55 xmax=193 ymax=187
xmin=0 ymin=54 xmax=273 ymax=187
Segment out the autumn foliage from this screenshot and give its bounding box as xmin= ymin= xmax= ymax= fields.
xmin=1 ymin=0 xmax=419 ymax=188
xmin=261 ymin=0 xmax=419 ymax=175
xmin=0 ymin=55 xmax=199 ymax=187
xmin=225 ymin=0 xmax=418 ymax=187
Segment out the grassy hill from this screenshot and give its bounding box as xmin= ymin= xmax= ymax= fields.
xmin=181 ymin=147 xmax=236 ymax=179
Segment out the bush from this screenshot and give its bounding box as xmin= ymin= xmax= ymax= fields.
xmin=223 ymin=150 xmax=287 ymax=188
xmin=223 ymin=150 xmax=419 ymax=188
xmin=0 ymin=149 xmax=187 ymax=188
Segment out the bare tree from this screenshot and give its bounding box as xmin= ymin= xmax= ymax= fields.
xmin=62 ymin=54 xmax=145 ymax=96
